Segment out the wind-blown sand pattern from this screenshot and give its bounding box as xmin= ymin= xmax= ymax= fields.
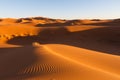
xmin=0 ymin=17 xmax=120 ymax=80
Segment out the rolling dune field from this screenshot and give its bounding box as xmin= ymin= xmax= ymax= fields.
xmin=0 ymin=17 xmax=120 ymax=80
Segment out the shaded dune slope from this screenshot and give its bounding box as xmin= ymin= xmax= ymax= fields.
xmin=7 ymin=26 xmax=120 ymax=55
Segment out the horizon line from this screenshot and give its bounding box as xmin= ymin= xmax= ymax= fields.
xmin=0 ymin=16 xmax=120 ymax=20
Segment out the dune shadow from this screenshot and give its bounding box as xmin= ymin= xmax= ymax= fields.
xmin=36 ymin=23 xmax=66 ymax=27
xmin=0 ymin=46 xmax=46 ymax=79
xmin=0 ymin=19 xmax=2 ymax=22
xmin=7 ymin=26 xmax=120 ymax=55
xmin=7 ymin=27 xmax=70 ymax=45
xmin=35 ymin=20 xmax=82 ymax=27
xmin=85 ymin=19 xmax=120 ymax=27
xmin=7 ymin=36 xmax=41 ymax=45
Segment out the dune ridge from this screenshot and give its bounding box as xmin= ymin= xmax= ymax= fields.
xmin=45 ymin=45 xmax=120 ymax=76
xmin=46 ymin=44 xmax=120 ymax=74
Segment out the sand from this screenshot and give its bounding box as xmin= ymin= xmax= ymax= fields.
xmin=0 ymin=17 xmax=120 ymax=80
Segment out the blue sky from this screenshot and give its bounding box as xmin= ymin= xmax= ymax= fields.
xmin=0 ymin=0 xmax=120 ymax=19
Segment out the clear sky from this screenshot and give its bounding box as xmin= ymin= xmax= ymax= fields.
xmin=0 ymin=0 xmax=120 ymax=19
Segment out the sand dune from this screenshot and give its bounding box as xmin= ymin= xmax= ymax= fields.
xmin=0 ymin=17 xmax=120 ymax=80
xmin=0 ymin=44 xmax=120 ymax=80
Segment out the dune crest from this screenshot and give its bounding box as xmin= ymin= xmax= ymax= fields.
xmin=32 ymin=42 xmax=41 ymax=47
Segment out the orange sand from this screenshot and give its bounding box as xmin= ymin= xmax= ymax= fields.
xmin=0 ymin=17 xmax=120 ymax=80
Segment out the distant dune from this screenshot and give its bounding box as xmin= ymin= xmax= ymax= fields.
xmin=0 ymin=17 xmax=120 ymax=80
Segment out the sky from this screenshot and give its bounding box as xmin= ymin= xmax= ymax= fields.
xmin=0 ymin=0 xmax=120 ymax=19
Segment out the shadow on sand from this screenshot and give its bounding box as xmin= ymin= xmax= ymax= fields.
xmin=7 ymin=26 xmax=120 ymax=55
xmin=0 ymin=46 xmax=45 ymax=79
